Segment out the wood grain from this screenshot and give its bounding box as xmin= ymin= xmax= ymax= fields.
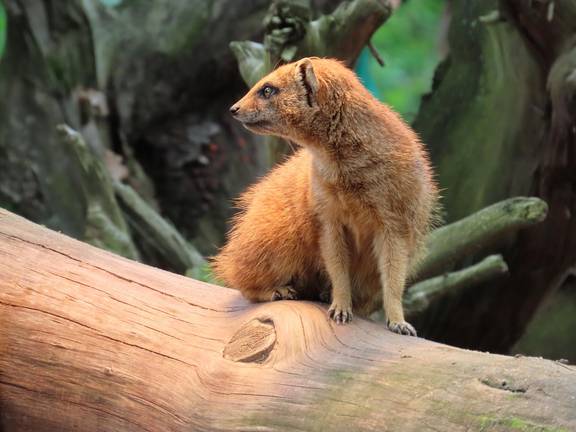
xmin=0 ymin=209 xmax=574 ymax=431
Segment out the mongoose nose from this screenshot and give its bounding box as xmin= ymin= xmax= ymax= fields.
xmin=229 ymin=105 xmax=240 ymax=116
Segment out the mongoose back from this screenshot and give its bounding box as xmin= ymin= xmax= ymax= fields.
xmin=213 ymin=57 xmax=438 ymax=335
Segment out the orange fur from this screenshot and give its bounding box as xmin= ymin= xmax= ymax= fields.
xmin=213 ymin=58 xmax=438 ymax=334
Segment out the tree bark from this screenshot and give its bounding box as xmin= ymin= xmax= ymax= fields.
xmin=412 ymin=0 xmax=576 ymax=353
xmin=0 ymin=0 xmax=271 ymax=257
xmin=1 ymin=209 xmax=575 ymax=432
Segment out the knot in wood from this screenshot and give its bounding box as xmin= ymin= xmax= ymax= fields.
xmin=223 ymin=318 xmax=276 ymax=363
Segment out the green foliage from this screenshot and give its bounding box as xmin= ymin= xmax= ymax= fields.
xmin=359 ymin=0 xmax=444 ymax=121
xmin=0 ymin=1 xmax=6 ymax=61
xmin=187 ymin=263 xmax=221 ymax=285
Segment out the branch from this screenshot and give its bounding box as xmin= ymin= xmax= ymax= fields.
xmin=304 ymin=0 xmax=391 ymax=63
xmin=113 ymin=181 xmax=206 ymax=274
xmin=416 ymin=197 xmax=548 ymax=280
xmin=231 ymin=0 xmax=392 ymax=87
xmin=405 ymin=254 xmax=508 ymax=317
xmin=57 ymin=124 xmax=140 ymax=260
xmin=367 ymin=40 xmax=385 ymax=66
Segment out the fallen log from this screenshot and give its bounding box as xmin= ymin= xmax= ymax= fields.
xmin=0 ymin=208 xmax=574 ymax=432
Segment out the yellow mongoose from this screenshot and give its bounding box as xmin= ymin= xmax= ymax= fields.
xmin=213 ymin=57 xmax=438 ymax=335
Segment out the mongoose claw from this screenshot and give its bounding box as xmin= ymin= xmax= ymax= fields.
xmin=329 ymin=303 xmax=353 ymax=325
xmin=387 ymin=320 xmax=417 ymax=337
xmin=271 ymin=286 xmax=298 ymax=301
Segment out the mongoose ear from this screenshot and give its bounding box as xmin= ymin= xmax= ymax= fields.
xmin=296 ymin=58 xmax=318 ymax=107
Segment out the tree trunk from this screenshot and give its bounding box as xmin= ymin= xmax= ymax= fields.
xmin=412 ymin=0 xmax=576 ymax=353
xmin=1 ymin=209 xmax=575 ymax=432
xmin=0 ymin=0 xmax=271 ymax=257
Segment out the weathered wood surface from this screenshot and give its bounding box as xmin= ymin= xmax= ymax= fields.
xmin=0 ymin=208 xmax=575 ymax=432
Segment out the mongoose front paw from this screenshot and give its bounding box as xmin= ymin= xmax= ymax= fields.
xmin=329 ymin=302 xmax=353 ymax=324
xmin=387 ymin=320 xmax=417 ymax=336
xmin=271 ymin=286 xmax=298 ymax=301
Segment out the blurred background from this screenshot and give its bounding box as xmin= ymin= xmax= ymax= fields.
xmin=1 ymin=0 xmax=575 ymax=362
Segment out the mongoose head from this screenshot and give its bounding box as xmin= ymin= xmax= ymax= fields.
xmin=230 ymin=57 xmax=356 ymax=144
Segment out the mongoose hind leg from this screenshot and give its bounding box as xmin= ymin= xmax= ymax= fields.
xmin=318 ymin=286 xmax=331 ymax=303
xmin=271 ymin=285 xmax=299 ymax=301
xmin=244 ymin=285 xmax=299 ymax=302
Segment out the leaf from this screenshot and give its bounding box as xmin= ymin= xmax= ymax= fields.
xmin=0 ymin=0 xmax=6 ymax=61
xmin=229 ymin=41 xmax=266 ymax=87
xmin=281 ymin=45 xmax=298 ymax=62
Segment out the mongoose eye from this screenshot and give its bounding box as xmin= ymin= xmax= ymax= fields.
xmin=259 ymin=85 xmax=277 ymax=99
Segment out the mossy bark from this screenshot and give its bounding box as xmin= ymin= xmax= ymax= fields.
xmin=413 ymin=0 xmax=576 ymax=352
xmin=0 ymin=0 xmax=272 ymax=258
